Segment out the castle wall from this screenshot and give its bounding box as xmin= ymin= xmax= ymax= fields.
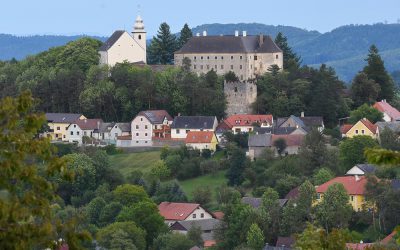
xmin=224 ymin=81 xmax=257 ymax=115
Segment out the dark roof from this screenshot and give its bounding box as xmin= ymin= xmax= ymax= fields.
xmin=99 ymin=30 xmax=125 ymax=51
xmin=392 ymin=179 xmax=400 ymax=190
xmin=241 ymin=197 xmax=287 ymax=209
xmin=264 ymin=245 xmax=292 ymax=250
xmin=285 ymin=186 xmax=300 ymax=200
xmin=176 ymin=35 xmax=282 ymax=54
xmin=46 ymin=113 xmax=82 ymax=123
xmin=254 ymin=126 xmax=297 ymax=135
xmin=300 ymin=116 xmax=324 ymax=127
xmin=171 ymin=219 xmax=221 ymax=232
xmin=116 ymin=122 xmax=131 ymax=132
xmin=276 ymin=236 xmax=295 ymax=248
xmin=171 ymin=116 xmax=216 ymax=129
xmin=355 ymin=164 xmax=376 ymax=174
xmin=75 ymin=119 xmax=103 ymax=130
xmin=248 ymin=134 xmax=272 ymax=147
xmin=138 ymin=110 xmax=173 ymax=124
xmin=98 ymin=122 xmax=115 ymax=133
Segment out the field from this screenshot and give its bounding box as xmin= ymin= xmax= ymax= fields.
xmin=108 ymin=150 xmax=161 ymax=176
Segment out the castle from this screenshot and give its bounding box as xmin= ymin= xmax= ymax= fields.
xmin=174 ymin=31 xmax=283 ymax=115
xmin=99 ymin=15 xmax=147 ymax=66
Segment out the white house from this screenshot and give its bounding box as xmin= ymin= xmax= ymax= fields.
xmin=346 ymin=164 xmax=376 ymax=176
xmin=222 ymin=114 xmax=274 ymax=134
xmin=66 ymin=123 xmax=84 ymax=144
xmin=158 ymin=202 xmax=214 ymax=225
xmin=94 ymin=122 xmax=130 ymax=144
xmin=171 ymin=116 xmax=218 ymax=139
xmin=99 ymin=15 xmax=146 ymax=66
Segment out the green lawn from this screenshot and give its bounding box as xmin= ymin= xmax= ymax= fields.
xmin=179 ymin=170 xmax=227 ymax=201
xmin=108 ymin=150 xmax=161 ymax=176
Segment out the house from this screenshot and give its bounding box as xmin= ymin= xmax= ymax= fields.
xmin=65 ymin=123 xmax=83 ymax=144
xmin=170 ymin=218 xmax=221 ymax=248
xmin=45 ymin=113 xmax=86 ymax=141
xmin=66 ymin=118 xmax=104 ymax=145
xmin=158 ymin=202 xmax=214 ymax=225
xmin=276 ymin=236 xmax=295 ymax=249
xmin=315 ymin=176 xmax=369 ymax=211
xmin=129 ymin=110 xmax=173 ymax=146
xmin=99 ymin=15 xmax=146 ymax=66
xmin=373 ymin=100 xmax=400 ymax=122
xmin=241 ymin=197 xmax=288 ymax=209
xmin=271 ymin=134 xmax=304 ymax=155
xmin=222 ymin=114 xmax=274 ymax=134
xmin=185 ymin=131 xmax=218 ymax=152
xmin=94 ymin=122 xmax=130 ymax=144
xmin=340 ymin=118 xmax=377 ymax=138
xmin=285 ymin=186 xmax=300 ymax=200
xmin=346 ymin=164 xmax=376 ymax=176
xmin=254 ymin=126 xmax=306 ymax=135
xmin=248 ymin=134 xmax=272 ymax=160
xmin=375 ymin=121 xmax=400 ymax=140
xmin=277 ymin=113 xmax=324 ymax=132
xmin=171 ymin=116 xmax=218 ymax=139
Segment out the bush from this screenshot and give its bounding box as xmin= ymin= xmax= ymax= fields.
xmin=103 ymin=144 xmax=121 ymax=155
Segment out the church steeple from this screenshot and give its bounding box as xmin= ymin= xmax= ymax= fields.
xmin=132 ymin=14 xmax=147 ymax=63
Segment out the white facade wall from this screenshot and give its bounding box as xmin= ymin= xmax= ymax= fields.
xmin=185 ymin=207 xmax=213 ymax=221
xmin=186 ymin=143 xmax=211 ymax=151
xmin=131 ymin=115 xmax=153 ymax=146
xmin=103 ymin=32 xmax=146 ymax=66
xmin=66 ymin=124 xmax=83 ymax=144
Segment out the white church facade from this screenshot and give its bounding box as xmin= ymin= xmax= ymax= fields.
xmin=99 ymin=15 xmax=147 ymax=66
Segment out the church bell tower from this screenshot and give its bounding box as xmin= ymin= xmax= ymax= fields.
xmin=132 ymin=15 xmax=147 ymax=63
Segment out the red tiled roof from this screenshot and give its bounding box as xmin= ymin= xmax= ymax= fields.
xmin=316 ymin=176 xmax=368 ymax=195
xmin=373 ymin=101 xmax=400 ymax=121
xmin=381 ymin=230 xmax=397 ymax=244
xmin=212 ymin=211 xmax=224 ymax=219
xmin=276 ymin=236 xmax=295 ymax=247
xmin=271 ymin=134 xmax=304 ymax=147
xmin=346 ymin=243 xmax=374 ymax=250
xmin=224 ymin=114 xmax=273 ymax=128
xmin=158 ymin=202 xmax=200 ymax=221
xmin=185 ymin=131 xmax=215 ymax=143
xmin=341 ymin=124 xmax=353 ymax=134
xmin=204 ymin=240 xmax=217 ymax=248
xmin=360 ymin=119 xmax=377 ymax=134
xmin=75 ymin=119 xmax=103 ymax=130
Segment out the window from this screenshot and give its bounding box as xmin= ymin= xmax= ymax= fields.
xmin=57 ymin=127 xmax=60 ymax=131
xmin=240 ymin=75 xmax=243 ymax=80
xmin=176 ymin=129 xmax=180 ymax=134
xmin=70 ymin=131 xmax=73 ymax=135
xmin=230 ymin=65 xmax=233 ymax=70
xmin=355 ymin=129 xmax=359 ymax=134
xmin=215 ymin=56 xmax=217 ymax=59
xmin=138 ymin=34 xmax=142 ymax=40
xmin=254 ymin=55 xmax=258 ymax=60
xmin=136 ymin=133 xmax=139 ymax=136
xmin=74 ymin=124 xmax=76 ymax=128
xmin=201 ymin=213 xmax=204 ymax=218
xmin=201 ymin=56 xmax=203 ymax=60
xmin=136 ymin=125 xmax=139 ymax=129
xmin=200 ymin=65 xmax=203 ymax=70
xmin=317 ymin=193 xmax=321 ymax=199
xmin=63 ymin=135 xmax=66 ymax=138
xmin=361 ymin=130 xmax=365 ymax=134
xmin=220 ymin=65 xmax=224 ymax=69
xmin=250 ymin=65 xmax=253 ymax=69
xmin=231 ymin=56 xmax=233 ymax=59
xmin=145 ymin=125 xmax=148 ymax=129
xmin=186 ymin=130 xmax=190 ymax=133
xmin=192 ymin=214 xmax=196 ymax=219
xmin=136 ymin=141 xmax=139 ymax=143
xmin=55 ymin=134 xmax=58 ymax=138
xmin=240 ymin=65 xmax=243 ymax=69
xmin=84 ymin=131 xmax=87 ymax=136
xmin=221 ymin=56 xmax=224 ymax=59
xmin=207 ymin=65 xmax=209 ymax=70
xmin=145 ymin=133 xmax=148 ymax=136
xmin=234 ymin=87 xmax=238 ymax=92
xmin=194 ymin=56 xmax=197 ymax=60
xmin=77 ymin=131 xmax=80 ymax=135
xmin=207 ymin=56 xmax=209 ymax=59
xmin=240 ymin=56 xmax=243 ymax=60
xmin=145 ymin=141 xmax=148 ymax=143
xmin=276 ymin=54 xmax=279 ymax=59
xmin=350 ymin=196 xmax=354 ymax=201
xmin=140 ymin=118 xmax=143 ymax=121
xmin=214 ymin=65 xmax=217 ymax=69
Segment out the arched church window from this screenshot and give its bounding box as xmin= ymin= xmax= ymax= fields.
xmin=138 ymin=35 xmax=142 ymax=40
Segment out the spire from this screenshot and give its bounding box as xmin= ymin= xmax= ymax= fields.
xmin=133 ymin=15 xmax=145 ymax=32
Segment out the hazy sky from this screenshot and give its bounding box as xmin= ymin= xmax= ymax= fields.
xmin=2 ymin=0 xmax=400 ymax=37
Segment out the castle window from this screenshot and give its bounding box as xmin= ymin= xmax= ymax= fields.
xmin=231 ymin=56 xmax=233 ymax=59
xmin=138 ymin=34 xmax=142 ymax=40
xmin=240 ymin=65 xmax=243 ymax=69
xmin=254 ymin=55 xmax=258 ymax=60
xmin=250 ymin=65 xmax=253 ymax=69
xmin=231 ymin=65 xmax=233 ymax=70
xmin=276 ymin=54 xmax=279 ymax=59
xmin=234 ymin=87 xmax=238 ymax=92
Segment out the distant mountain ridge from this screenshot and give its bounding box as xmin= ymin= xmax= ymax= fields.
xmin=1 ymin=23 xmax=400 ymax=81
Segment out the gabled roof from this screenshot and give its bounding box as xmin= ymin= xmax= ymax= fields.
xmin=356 ymin=164 xmax=376 ymax=174
xmin=373 ymin=100 xmax=400 ymax=121
xmin=99 ymin=30 xmax=126 ymax=51
xmin=46 ymin=113 xmax=82 ymax=123
xmin=175 ymin=35 xmax=282 ymax=54
xmin=271 ymin=134 xmax=304 ymax=147
xmin=97 ymin=122 xmax=115 ymax=133
xmin=316 ymin=176 xmax=368 ymax=195
xmin=277 ymin=115 xmax=324 ymax=129
xmin=115 ymin=122 xmax=131 ymax=132
xmin=276 ymin=236 xmax=295 ymax=248
xmin=216 ymin=120 xmax=231 ymax=133
xmin=341 ymin=124 xmax=353 ymax=134
xmin=137 ymin=110 xmax=173 ymax=124
xmin=158 ymin=202 xmax=201 ymax=221
xmin=285 ymin=186 xmax=300 ymax=200
xmin=75 ymin=119 xmax=103 ymax=130
xmin=376 ymin=121 xmax=400 ymax=133
xmin=171 ymin=218 xmax=221 ymax=232
xmin=224 ymin=114 xmax=273 ymax=128
xmin=185 ymin=131 xmax=215 ymax=144
xmin=212 ymin=211 xmax=224 ymax=220
xmin=345 ymin=243 xmax=374 ymax=250
xmin=171 ymin=116 xmax=216 ymax=129
xmin=248 ymin=134 xmax=272 ymax=147
xmin=360 ymin=119 xmax=377 ymax=134
xmin=254 ymin=126 xmax=298 ymax=135
xmin=241 ymin=197 xmax=288 ymax=208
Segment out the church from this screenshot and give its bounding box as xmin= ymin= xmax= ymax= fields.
xmin=99 ymin=15 xmax=147 ymax=66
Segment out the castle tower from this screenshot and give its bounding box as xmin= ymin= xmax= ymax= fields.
xmin=132 ymin=15 xmax=147 ymax=63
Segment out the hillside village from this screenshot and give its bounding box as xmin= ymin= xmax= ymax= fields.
xmin=1 ymin=12 xmax=400 ymax=250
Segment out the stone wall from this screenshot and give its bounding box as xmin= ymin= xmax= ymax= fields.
xmin=224 ymin=80 xmax=257 ymax=115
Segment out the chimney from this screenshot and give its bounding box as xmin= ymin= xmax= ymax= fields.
xmin=242 ymin=31 xmax=247 ymax=37
xmin=235 ymin=30 xmax=239 ymax=37
xmin=196 ymin=32 xmax=200 ymax=37
xmin=259 ymin=34 xmax=264 ymax=46
xmin=301 ymin=111 xmax=305 ymax=117
xmin=203 ymin=30 xmax=207 ymax=36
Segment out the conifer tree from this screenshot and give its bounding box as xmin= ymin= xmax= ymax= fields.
xmin=351 ymin=72 xmax=380 ymax=107
xmin=363 ymin=45 xmax=395 ymax=102
xmin=178 ymin=23 xmax=193 ymax=49
xmin=147 ymin=22 xmax=177 ymax=64
xmin=246 ymin=223 xmax=265 ymax=250
xmin=274 ymin=32 xmax=301 ymax=70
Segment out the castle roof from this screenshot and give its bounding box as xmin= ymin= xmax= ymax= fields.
xmin=175 ymin=35 xmax=282 ymax=54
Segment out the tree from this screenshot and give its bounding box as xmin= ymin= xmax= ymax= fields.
xmin=379 ymin=127 xmax=400 ymax=151
xmin=315 ymin=183 xmax=353 ymax=231
xmin=112 ymin=184 xmax=150 ymax=206
xmin=273 ymin=138 xmax=287 ymax=156
xmin=226 ymin=145 xmax=248 ymax=186
xmin=274 ymin=32 xmax=301 ymax=70
xmin=351 ymin=72 xmax=380 ymax=107
xmin=150 ymin=160 xmax=171 ymax=180
xmin=363 ymin=45 xmax=395 ymax=102
xmin=85 ymin=197 xmax=107 ymax=225
xmin=246 ymin=223 xmax=264 ymax=250
xmin=313 ymin=168 xmax=335 ymax=185
xmin=147 ymin=22 xmax=177 ymax=64
xmin=178 ymin=23 xmax=192 ymax=48
xmin=0 ymin=92 xmax=89 ymax=249
xmin=152 ymin=233 xmax=195 ymax=250
xmin=109 ymin=229 xmax=137 ymax=250
xmin=298 ymin=129 xmax=330 ymax=175
xmin=348 ymin=104 xmax=383 ymax=124
xmin=339 ymin=136 xmax=378 ymax=173
xmin=192 ymin=186 xmax=212 ymax=206
xmin=96 ymin=222 xmax=146 ymax=250
xmin=187 ymin=226 xmax=204 ymax=247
